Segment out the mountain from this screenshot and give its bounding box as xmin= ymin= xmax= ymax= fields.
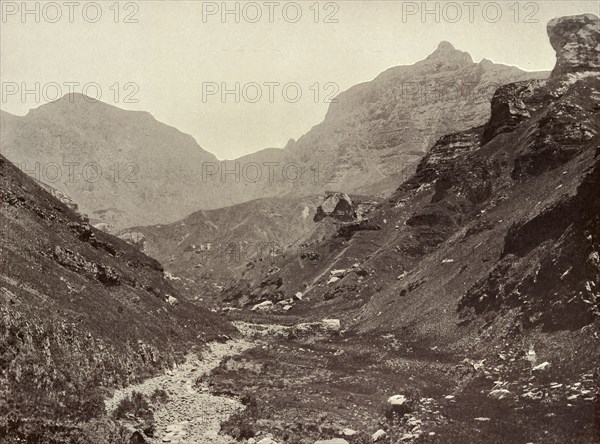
xmin=1 ymin=46 xmax=547 ymax=231
xmin=120 ymin=44 xmax=549 ymax=301
xmin=205 ymin=14 xmax=599 ymax=443
xmin=0 ymin=154 xmax=233 ymax=441
xmin=0 ymin=95 xmax=238 ymax=231
xmin=224 ymin=14 xmax=600 ymax=337
xmin=235 ymin=42 xmax=549 ymax=198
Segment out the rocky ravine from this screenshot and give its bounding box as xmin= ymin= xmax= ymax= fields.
xmin=106 ymin=340 xmax=254 ymax=444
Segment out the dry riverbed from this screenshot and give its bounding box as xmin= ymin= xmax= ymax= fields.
xmin=106 ymin=339 xmax=254 ymax=443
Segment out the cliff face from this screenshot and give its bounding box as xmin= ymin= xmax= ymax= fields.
xmin=265 ymin=42 xmax=547 ymax=196
xmin=547 ymin=13 xmax=600 ymax=77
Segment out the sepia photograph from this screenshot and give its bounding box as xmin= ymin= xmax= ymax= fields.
xmin=0 ymin=1 xmax=599 ymax=442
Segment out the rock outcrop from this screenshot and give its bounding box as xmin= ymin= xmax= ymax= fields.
xmin=314 ymin=192 xmax=356 ymax=222
xmin=481 ymin=80 xmax=547 ymax=144
xmin=547 ymin=13 xmax=600 ymax=77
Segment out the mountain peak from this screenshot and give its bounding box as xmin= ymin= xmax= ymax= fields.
xmin=425 ymin=41 xmax=473 ymax=65
xmin=437 ymin=40 xmax=456 ymax=51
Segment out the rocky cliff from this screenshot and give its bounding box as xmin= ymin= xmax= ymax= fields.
xmin=239 ymin=42 xmax=548 ymax=200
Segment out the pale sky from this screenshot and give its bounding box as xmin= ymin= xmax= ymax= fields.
xmin=1 ymin=1 xmax=598 ymax=159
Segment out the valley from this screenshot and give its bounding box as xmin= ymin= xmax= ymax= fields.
xmin=0 ymin=9 xmax=599 ymax=444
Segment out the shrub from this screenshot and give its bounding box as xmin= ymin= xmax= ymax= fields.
xmin=113 ymin=391 xmax=153 ymax=422
xmin=149 ymin=388 xmax=169 ymax=405
xmin=220 ymin=393 xmax=259 ymax=440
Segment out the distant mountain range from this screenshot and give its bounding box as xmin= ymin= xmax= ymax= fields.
xmin=0 ymin=43 xmax=548 ymax=231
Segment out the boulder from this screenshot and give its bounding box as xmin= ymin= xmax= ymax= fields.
xmin=129 ymin=431 xmax=148 ymax=444
xmin=488 ymin=388 xmax=511 ymax=400
xmin=330 ymin=269 xmax=349 ymax=278
xmin=386 ymin=394 xmax=412 ymax=418
xmin=547 ymin=14 xmax=600 ymax=77
xmin=166 ymin=295 xmax=178 ymax=306
xmin=251 ymin=300 xmax=274 ymax=311
xmin=314 ymin=192 xmax=356 ymax=222
xmin=372 ymin=429 xmax=387 ymax=442
xmin=289 ymin=319 xmax=341 ymax=338
xmin=322 ymin=319 xmax=341 ymax=331
xmin=120 ymin=231 xmax=146 ymax=249
xmin=532 ymin=361 xmax=551 ymax=372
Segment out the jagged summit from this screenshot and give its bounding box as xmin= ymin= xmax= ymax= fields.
xmin=425 ymin=40 xmax=473 ymax=65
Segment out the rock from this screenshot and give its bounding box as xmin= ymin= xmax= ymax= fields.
xmin=372 ymin=429 xmax=387 ymax=442
xmin=257 ymin=438 xmax=279 ymax=444
xmin=521 ymin=390 xmax=543 ymax=400
xmin=474 ymin=417 xmax=491 ymax=422
xmin=120 ymin=231 xmax=146 ymax=249
xmin=532 ymin=361 xmax=551 ymax=372
xmin=488 ymin=389 xmax=511 ymax=400
xmin=547 ymin=14 xmax=600 ymax=77
xmin=248 ymin=439 xmax=256 ymax=444
xmin=283 ymin=305 xmax=292 ymax=311
xmin=314 ymin=192 xmax=356 ymax=222
xmin=388 ymin=394 xmax=408 ymax=406
xmin=322 ymin=319 xmax=341 ymax=331
xmin=341 ymin=428 xmax=357 ymax=436
xmin=327 ymin=276 xmax=340 ymax=284
xmin=482 ymin=80 xmax=546 ymax=144
xmin=314 ymin=439 xmax=349 ymax=444
xmin=330 ymin=269 xmax=349 ymax=278
xmin=294 ymin=291 xmax=303 ymax=300
xmin=251 ymin=300 xmax=274 ymax=311
xmin=166 ymin=295 xmax=178 ymax=306
xmin=287 ymin=319 xmax=341 ymax=339
xmin=386 ymin=394 xmax=412 ymax=417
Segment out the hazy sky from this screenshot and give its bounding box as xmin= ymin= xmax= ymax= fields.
xmin=1 ymin=1 xmax=598 ymax=159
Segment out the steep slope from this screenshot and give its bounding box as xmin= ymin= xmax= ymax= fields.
xmin=0 ymin=95 xmax=234 ymax=231
xmin=120 ymin=195 xmax=345 ymax=301
xmin=224 ymin=15 xmax=600 ymax=341
xmin=0 ymin=154 xmax=233 ymax=442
